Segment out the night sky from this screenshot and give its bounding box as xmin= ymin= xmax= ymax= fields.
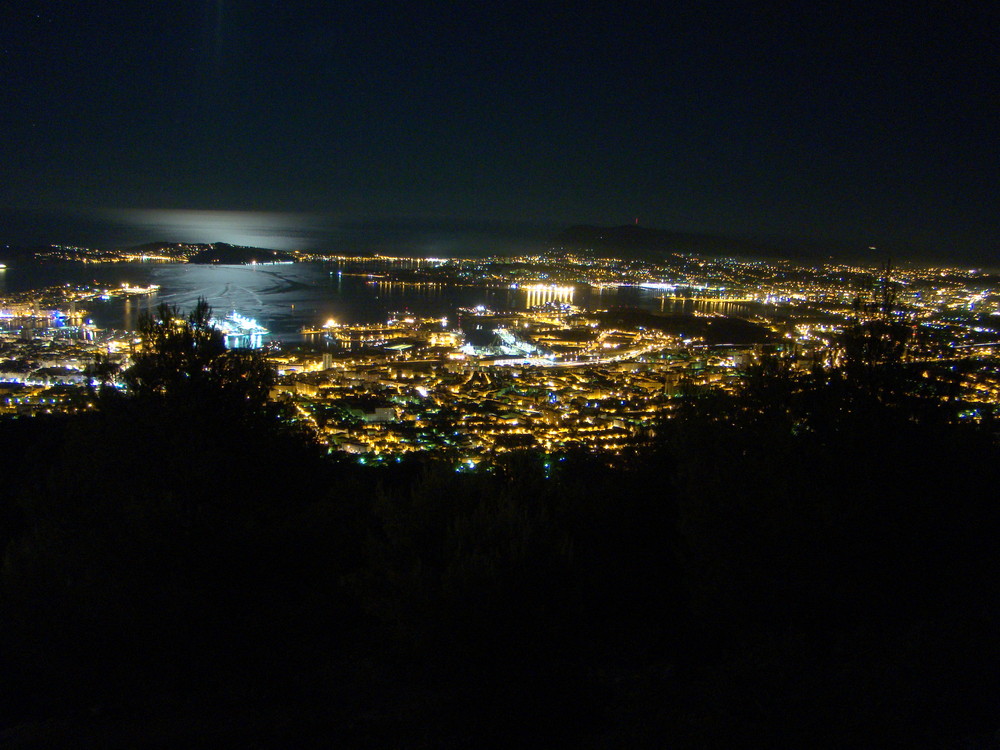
xmin=2 ymin=2 xmax=998 ymax=259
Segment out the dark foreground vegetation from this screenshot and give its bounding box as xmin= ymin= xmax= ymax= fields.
xmin=3 ymin=305 xmax=1000 ymax=747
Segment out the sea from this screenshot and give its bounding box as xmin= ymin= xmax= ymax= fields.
xmin=0 ymin=261 xmax=760 ymax=343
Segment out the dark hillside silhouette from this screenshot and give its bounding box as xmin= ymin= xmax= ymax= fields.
xmin=2 ymin=299 xmax=1000 ymax=747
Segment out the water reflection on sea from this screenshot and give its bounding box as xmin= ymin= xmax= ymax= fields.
xmin=0 ymin=261 xmax=766 ymax=342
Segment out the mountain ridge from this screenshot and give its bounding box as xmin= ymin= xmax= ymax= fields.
xmin=549 ymin=224 xmax=832 ymax=260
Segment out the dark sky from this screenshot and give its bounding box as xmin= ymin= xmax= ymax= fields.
xmin=2 ymin=1 xmax=998 ymax=258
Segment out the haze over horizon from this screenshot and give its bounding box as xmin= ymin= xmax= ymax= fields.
xmin=2 ymin=3 xmax=997 ymax=261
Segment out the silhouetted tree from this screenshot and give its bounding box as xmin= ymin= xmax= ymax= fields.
xmin=84 ymin=351 xmax=121 ymax=388
xmin=121 ymin=298 xmax=273 ymax=412
xmin=838 ymin=260 xmax=913 ymax=400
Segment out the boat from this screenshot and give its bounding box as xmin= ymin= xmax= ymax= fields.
xmin=210 ymin=311 xmax=268 ymax=349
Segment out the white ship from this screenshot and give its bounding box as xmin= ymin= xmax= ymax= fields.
xmin=210 ymin=311 xmax=268 ymax=349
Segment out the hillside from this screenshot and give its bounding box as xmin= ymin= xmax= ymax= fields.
xmin=551 ymin=224 xmax=823 ymax=260
xmin=187 ymin=243 xmax=296 ymax=265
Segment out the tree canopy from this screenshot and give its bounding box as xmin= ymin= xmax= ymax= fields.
xmin=120 ymin=299 xmax=273 ymax=411
xmin=3 ymin=292 xmax=1000 ymax=747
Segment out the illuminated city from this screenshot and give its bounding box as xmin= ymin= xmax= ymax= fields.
xmin=3 ymin=2 xmax=997 ymax=746
xmin=4 ymin=249 xmax=1000 ymax=452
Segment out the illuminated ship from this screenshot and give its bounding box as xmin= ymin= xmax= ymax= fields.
xmin=528 ymin=299 xmax=580 ymax=315
xmin=210 ymin=311 xmax=268 ymax=349
xmin=119 ymin=283 xmax=159 ymax=296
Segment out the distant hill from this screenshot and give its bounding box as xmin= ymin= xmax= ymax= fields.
xmin=0 ymin=241 xmax=296 ymax=265
xmin=187 ymin=243 xmax=296 ymax=265
xmin=0 ymin=246 xmax=30 ymax=264
xmin=550 ymin=224 xmax=818 ymax=260
xmin=0 ymin=245 xmax=62 ymax=264
xmin=127 ymin=241 xmax=212 ymax=255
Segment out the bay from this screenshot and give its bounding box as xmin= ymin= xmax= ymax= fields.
xmin=0 ymin=262 xmax=762 ymax=342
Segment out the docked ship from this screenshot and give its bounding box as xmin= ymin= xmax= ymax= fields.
xmin=210 ymin=311 xmax=268 ymax=349
xmin=119 ymin=283 xmax=160 ymax=296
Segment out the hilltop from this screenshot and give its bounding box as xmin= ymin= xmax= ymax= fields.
xmin=550 ymin=224 xmax=834 ymax=261
xmin=187 ymin=243 xmax=296 ymax=265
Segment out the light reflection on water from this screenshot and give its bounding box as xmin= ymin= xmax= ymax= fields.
xmin=1 ymin=262 xmax=765 ymax=341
